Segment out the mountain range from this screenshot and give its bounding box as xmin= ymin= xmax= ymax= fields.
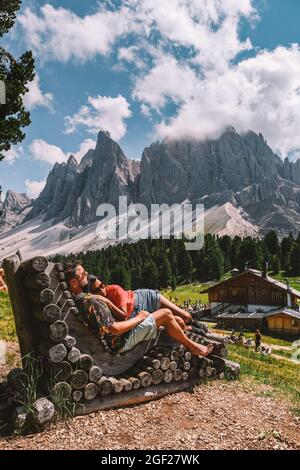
xmin=1 ymin=128 xmax=300 ymax=259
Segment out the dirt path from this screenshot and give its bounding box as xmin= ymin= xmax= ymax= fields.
xmin=0 ymin=379 xmax=299 ymax=450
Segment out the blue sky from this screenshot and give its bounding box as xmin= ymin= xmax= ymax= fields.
xmin=1 ymin=0 xmax=300 ymax=199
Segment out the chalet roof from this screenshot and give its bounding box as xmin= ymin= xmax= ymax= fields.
xmin=217 ymin=311 xmax=265 ymax=320
xmin=201 ymin=269 xmax=300 ymax=298
xmin=265 ymin=308 xmax=300 ymax=320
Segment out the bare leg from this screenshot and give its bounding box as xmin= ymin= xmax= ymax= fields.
xmin=152 ymin=309 xmax=213 ymax=357
xmin=174 ymin=316 xmax=192 ymax=331
xmin=160 ymin=294 xmax=192 ymax=323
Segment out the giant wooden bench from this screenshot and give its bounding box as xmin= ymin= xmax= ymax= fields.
xmin=3 ymin=254 xmax=240 ymax=417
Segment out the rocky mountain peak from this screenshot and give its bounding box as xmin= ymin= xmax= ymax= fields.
xmin=0 ymin=190 xmax=32 ymax=231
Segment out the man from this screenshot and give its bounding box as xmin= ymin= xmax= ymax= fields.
xmin=66 ymin=265 xmax=213 ymax=357
xmin=254 ymin=329 xmax=262 ymax=352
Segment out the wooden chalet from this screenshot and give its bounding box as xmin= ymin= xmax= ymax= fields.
xmin=202 ymin=269 xmax=300 ymax=337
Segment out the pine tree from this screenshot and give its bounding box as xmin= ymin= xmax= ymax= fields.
xmin=159 ymin=256 xmax=172 ymax=288
xmin=290 ymin=242 xmax=300 ymax=275
xmin=264 ymin=230 xmax=280 ymax=256
xmin=270 ymin=254 xmax=280 ymax=275
xmin=0 ymin=1 xmax=35 ymax=160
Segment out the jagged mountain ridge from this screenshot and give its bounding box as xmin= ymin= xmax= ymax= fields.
xmin=24 ymin=128 xmax=300 ymax=236
xmin=0 ymin=190 xmax=32 ymax=232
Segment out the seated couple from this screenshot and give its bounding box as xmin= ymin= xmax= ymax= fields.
xmin=65 ymin=262 xmax=213 ymax=357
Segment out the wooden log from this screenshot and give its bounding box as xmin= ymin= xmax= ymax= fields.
xmin=28 ymin=288 xmax=55 ymax=305
xmin=98 ymin=377 xmax=114 ymax=396
xmin=205 ymin=366 xmax=213 ymax=378
xmin=182 ymin=371 xmax=189 ymax=381
xmin=84 ymin=383 xmax=98 ymax=400
xmin=36 ymin=303 xmax=61 ymax=323
xmin=143 ymin=356 xmax=160 ymax=369
xmin=170 ymin=349 xmax=179 ymax=361
xmin=163 ymin=370 xmax=173 ymax=383
xmin=50 ymin=320 xmax=69 ymax=342
xmin=223 ymin=359 xmax=240 ymax=379
xmin=89 ymin=366 xmax=103 ymax=383
xmin=198 ymin=357 xmax=214 ymax=369
xmin=119 ymin=378 xmax=133 ymax=392
xmin=198 ymin=368 xmax=206 ymax=378
xmin=169 ymin=361 xmax=177 ymax=371
xmin=57 ymin=272 xmax=65 ymax=281
xmin=67 ymin=347 xmax=81 ymax=363
xmin=151 ymin=369 xmax=164 ymax=385
xmin=205 ymin=332 xmax=228 ymax=344
xmin=177 ymin=346 xmax=185 ymax=357
xmin=63 ymin=335 xmax=76 ymax=348
xmin=160 ymin=356 xmax=171 ymax=371
xmin=136 ymin=371 xmax=152 ymax=388
xmin=183 ymin=361 xmax=191 ymax=371
xmin=55 ymin=262 xmax=64 ymax=272
xmin=184 ymin=351 xmax=192 ymax=361
xmin=21 ymin=256 xmax=49 ymax=274
xmin=52 ymin=382 xmax=72 ymax=399
xmin=79 ymin=354 xmax=94 ymax=371
xmin=173 ymin=369 xmax=183 ymax=382
xmin=127 ymin=377 xmax=140 ymax=390
xmin=3 ymin=255 xmax=36 ymax=360
xmin=70 ymin=370 xmax=89 ymax=390
xmin=210 ymin=355 xmax=226 ymax=374
xmin=108 ymin=377 xmax=123 ymax=393
xmin=51 ymin=361 xmax=72 ymax=382
xmin=48 ymin=343 xmax=67 ymax=363
xmin=24 ymin=272 xmax=51 ymax=290
xmin=72 ymin=390 xmax=83 ymax=402
xmin=60 ymin=282 xmax=68 ymax=291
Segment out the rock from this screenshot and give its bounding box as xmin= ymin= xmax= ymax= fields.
xmin=33 ymin=397 xmax=55 ymax=425
xmin=0 ymin=190 xmax=32 ymax=231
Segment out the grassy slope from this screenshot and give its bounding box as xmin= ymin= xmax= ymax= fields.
xmin=227 ymin=344 xmax=300 ymax=412
xmin=0 ymin=292 xmax=16 ymax=340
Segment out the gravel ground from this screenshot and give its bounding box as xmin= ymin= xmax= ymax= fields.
xmin=0 ymin=377 xmax=299 ymax=450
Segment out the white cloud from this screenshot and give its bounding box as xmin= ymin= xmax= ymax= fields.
xmin=29 ymin=139 xmax=96 ymax=166
xmin=18 ymin=3 xmax=138 ymax=63
xmin=65 ymin=95 xmax=132 ymax=140
xmin=25 ymin=179 xmax=46 ymax=199
xmin=155 ymin=45 xmax=300 ymax=156
xmin=23 ymin=74 xmax=54 ymax=110
xmin=30 ymin=140 xmax=67 ymax=165
xmin=4 ymin=146 xmax=24 ymax=165
xmin=134 ymin=54 xmax=197 ymax=108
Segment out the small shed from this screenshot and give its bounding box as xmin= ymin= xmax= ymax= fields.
xmin=265 ymin=309 xmax=300 ymax=337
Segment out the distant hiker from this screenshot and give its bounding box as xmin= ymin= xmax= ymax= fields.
xmin=254 ymin=329 xmax=262 ymax=352
xmin=238 ymin=331 xmax=244 ymax=346
xmin=0 ymin=268 xmax=8 ymax=293
xmin=230 ymin=330 xmax=237 ymax=343
xmin=65 ymin=262 xmax=213 ymax=357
